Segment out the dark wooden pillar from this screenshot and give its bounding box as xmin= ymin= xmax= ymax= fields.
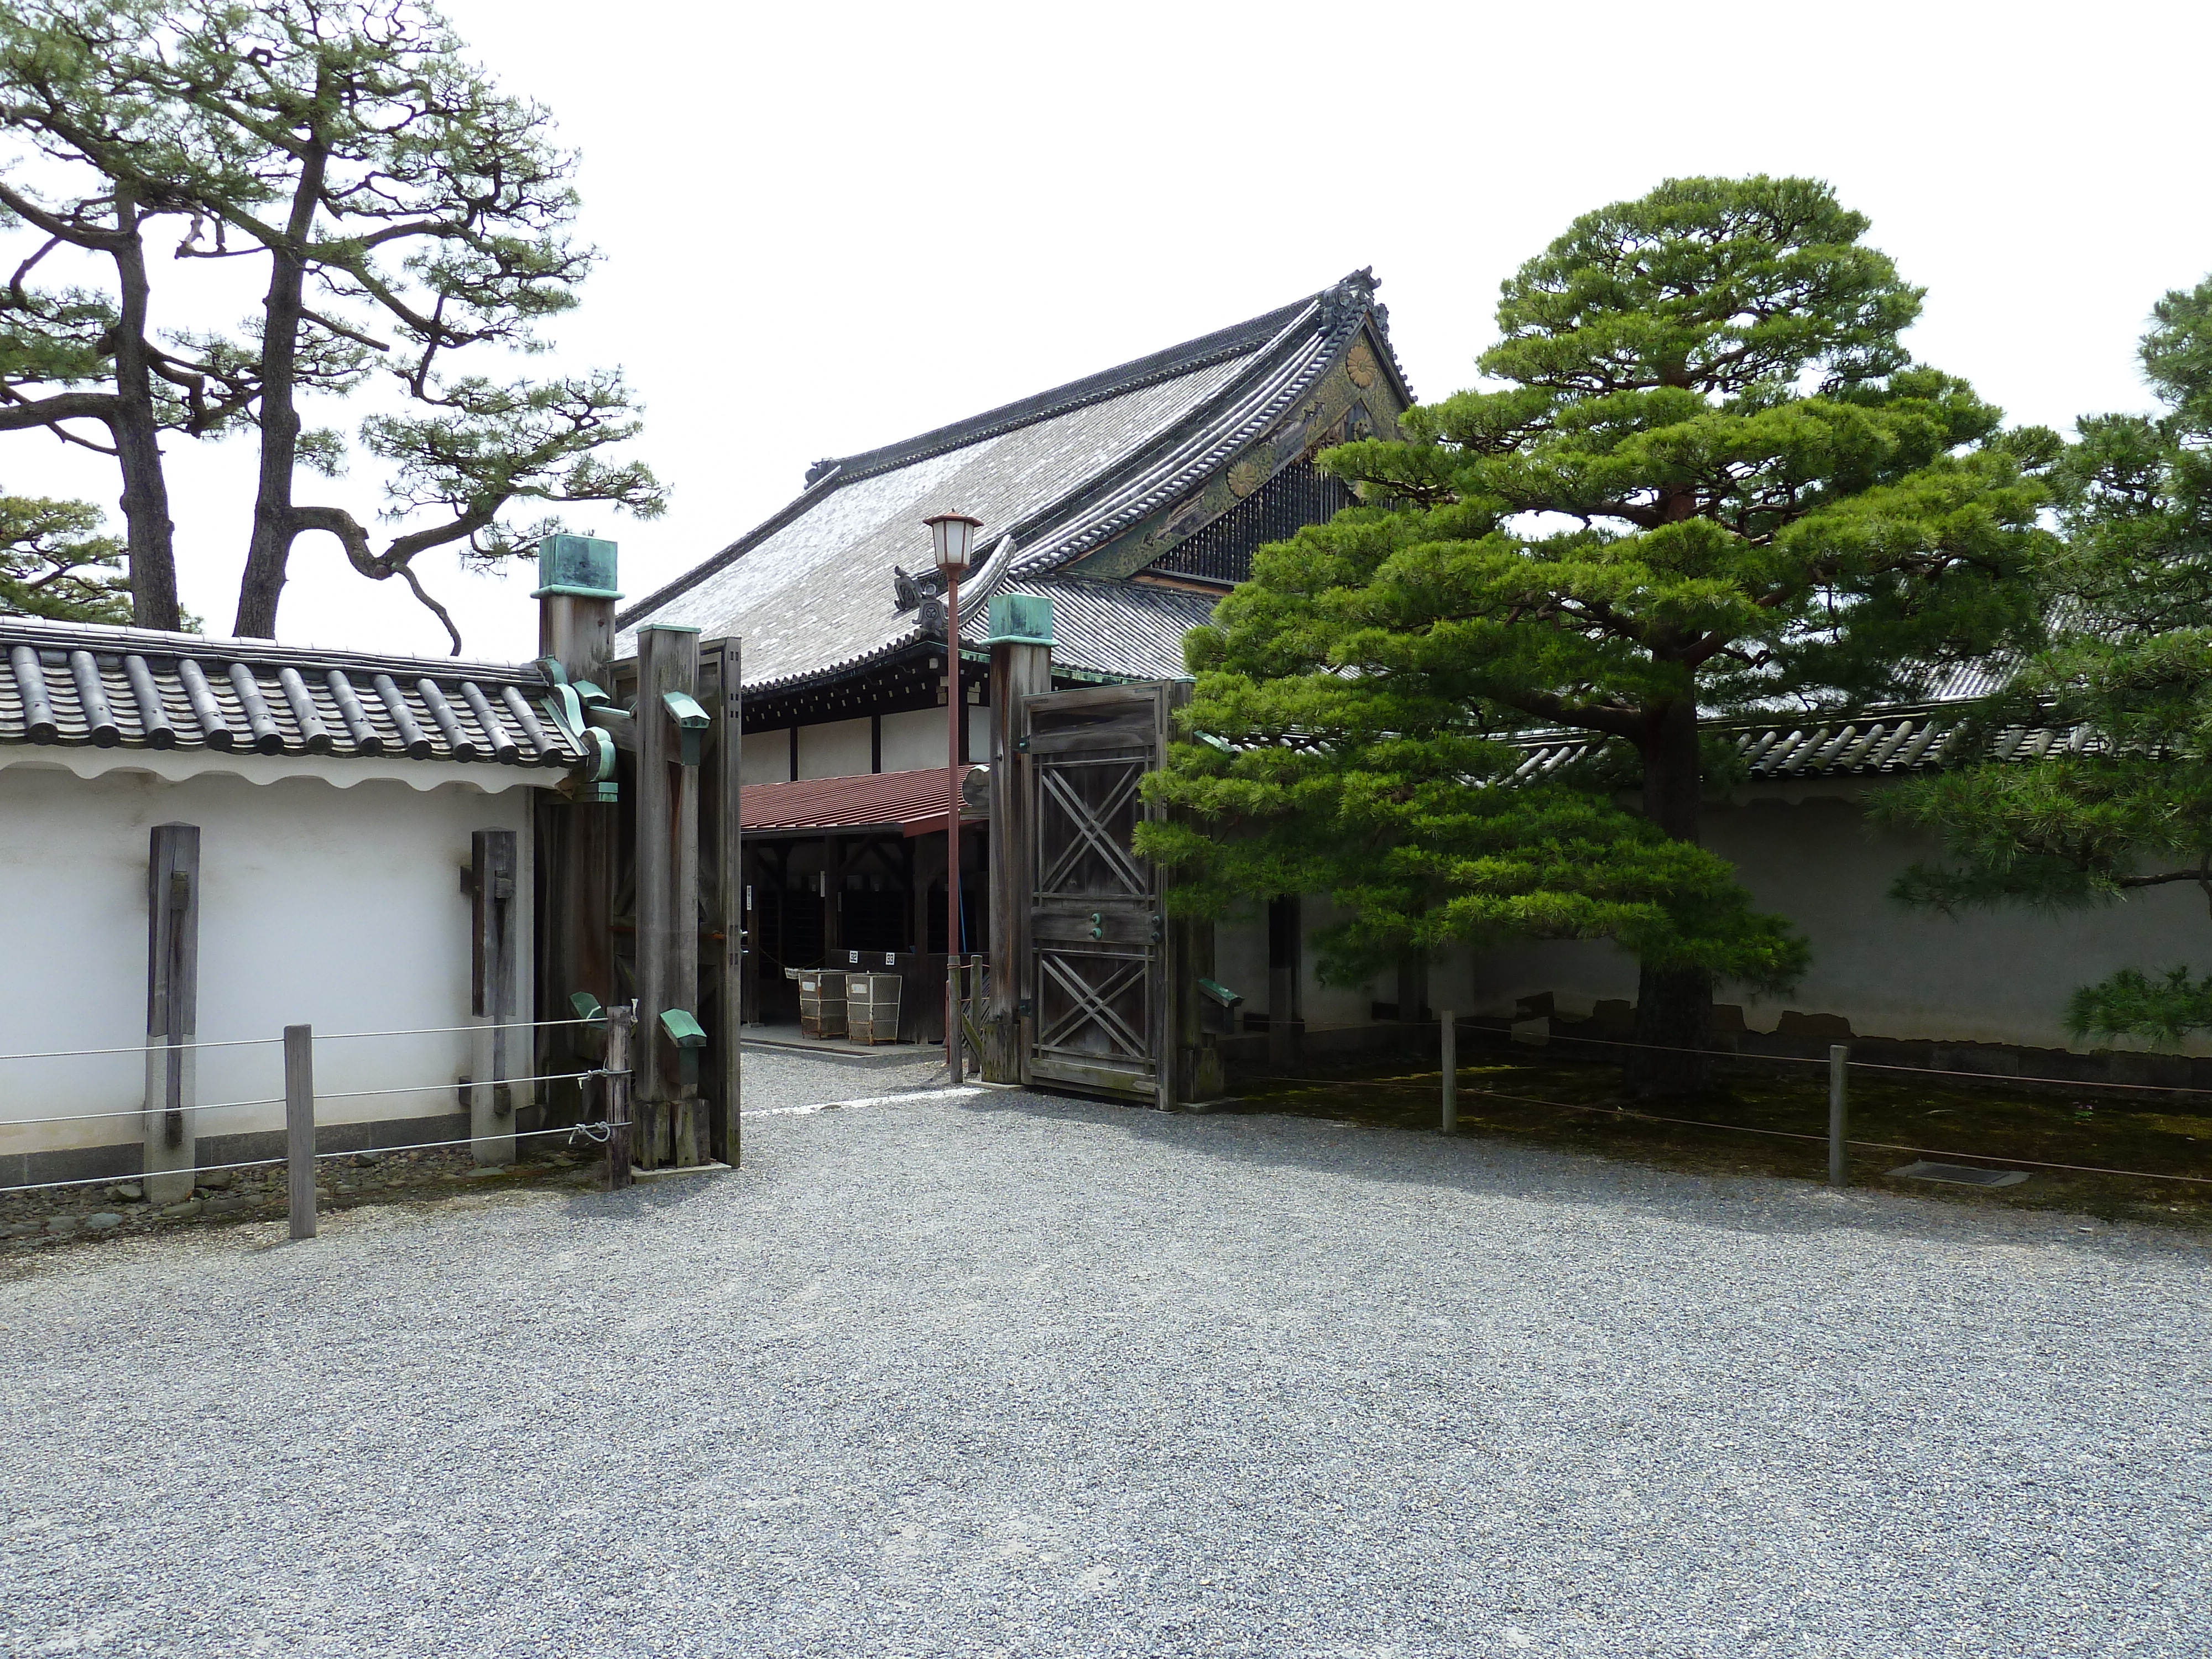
xmin=707 ymin=635 xmax=742 ymax=1166
xmin=984 ymin=599 xmax=1055 ymax=1084
xmin=823 ymin=831 xmax=843 ymax=958
xmin=468 ymin=828 xmax=518 ymax=1166
xmin=1159 ymin=680 xmax=1203 ymax=1110
xmin=1267 ymin=895 xmax=1304 ymax=1072
xmin=537 ymin=540 xmax=620 ymax=1092
xmin=143 ymin=823 xmax=199 ymax=1204
xmin=636 ymin=623 xmax=704 ymax=1168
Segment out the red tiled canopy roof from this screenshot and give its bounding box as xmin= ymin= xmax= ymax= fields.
xmin=741 ymin=764 xmax=983 ymax=834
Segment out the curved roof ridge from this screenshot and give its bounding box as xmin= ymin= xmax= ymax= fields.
xmin=799 ymin=285 xmax=1342 ymax=489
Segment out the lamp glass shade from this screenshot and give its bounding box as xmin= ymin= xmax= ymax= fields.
xmin=924 ymin=511 xmax=984 ymax=576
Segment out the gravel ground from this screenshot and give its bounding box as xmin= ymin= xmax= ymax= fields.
xmin=2 ymin=1053 xmax=2206 ymax=1658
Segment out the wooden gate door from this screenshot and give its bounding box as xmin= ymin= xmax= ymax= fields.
xmin=1022 ymin=682 xmax=1175 ymax=1104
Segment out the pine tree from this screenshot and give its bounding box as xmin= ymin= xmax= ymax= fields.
xmin=1144 ymin=177 xmax=2052 ymax=1088
xmin=0 ymin=0 xmax=666 ymax=648
xmin=1885 ymin=278 xmax=2212 ymax=1046
xmin=0 ymin=488 xmax=131 ymax=622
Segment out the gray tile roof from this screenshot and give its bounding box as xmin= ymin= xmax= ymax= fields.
xmin=1507 ymin=705 xmax=2086 ymax=785
xmin=617 ymin=270 xmax=1406 ymax=695
xmin=0 ymin=617 xmax=585 ymax=769
xmin=1005 ymin=577 xmax=1216 ymax=682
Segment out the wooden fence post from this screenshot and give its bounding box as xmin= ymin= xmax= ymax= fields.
xmin=1440 ymin=1011 xmax=1457 ymax=1135
xmin=1828 ymin=1044 xmax=1850 ymax=1187
xmin=284 ymin=1024 xmax=316 ymax=1240
xmin=605 ymin=1003 xmax=635 ymax=1191
xmin=143 ymin=824 xmax=200 ymax=1205
xmin=469 ymin=828 xmax=518 ymax=1167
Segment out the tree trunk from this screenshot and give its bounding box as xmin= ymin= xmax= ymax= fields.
xmin=1628 ymin=698 xmax=1713 ymax=1094
xmin=107 ymin=190 xmax=181 ymax=632
xmin=232 ymin=143 xmax=326 ymax=639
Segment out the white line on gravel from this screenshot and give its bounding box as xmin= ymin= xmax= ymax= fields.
xmin=742 ymin=1086 xmax=986 ymax=1117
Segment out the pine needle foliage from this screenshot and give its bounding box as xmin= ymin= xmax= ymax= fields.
xmin=0 ymin=488 xmax=129 ymax=622
xmin=1141 ymin=178 xmax=2052 ymax=1077
xmin=1884 ymin=277 xmax=2212 ymax=1046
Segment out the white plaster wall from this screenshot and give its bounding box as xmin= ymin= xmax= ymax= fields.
xmin=0 ymin=755 xmax=536 ymax=1158
xmin=880 ymin=708 xmax=940 ymax=773
xmin=878 ymin=706 xmax=992 ymax=775
xmin=1214 ymin=913 xmax=1268 ymax=1018
xmin=798 ymin=717 xmax=872 ymax=780
xmin=1301 ymin=893 xmax=1379 ymax=1031
xmin=740 ymin=728 xmax=791 ymax=785
xmin=1462 ymin=781 xmax=2212 ymax=1051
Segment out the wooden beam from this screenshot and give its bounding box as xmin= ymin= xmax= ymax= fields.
xmin=142 ymin=823 xmax=199 ymax=1205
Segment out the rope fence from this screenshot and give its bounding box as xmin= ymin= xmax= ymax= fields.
xmin=2 ymin=1005 xmax=639 ymax=1227
xmin=0 ymin=1015 xmax=597 ymax=1067
xmin=0 ymin=1120 xmax=617 ymax=1198
xmin=1239 ymin=1050 xmax=2212 ymax=1188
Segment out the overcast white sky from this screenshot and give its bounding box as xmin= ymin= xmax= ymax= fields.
xmin=12 ymin=0 xmax=2212 ymax=659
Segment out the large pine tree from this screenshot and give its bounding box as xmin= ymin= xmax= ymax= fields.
xmin=1885 ymin=278 xmax=2212 ymax=1046
xmin=1145 ymin=176 xmax=2052 ymax=1087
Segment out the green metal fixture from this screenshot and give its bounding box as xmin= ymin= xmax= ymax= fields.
xmin=983 ymin=592 xmax=1056 ymax=648
xmin=531 ymin=534 xmax=623 ymax=599
xmin=570 ymin=991 xmax=607 ymax=1026
xmin=662 ymin=690 xmax=710 ymax=766
xmin=660 ymin=1005 xmax=708 ymax=1088
xmin=572 ymin=679 xmax=612 ymax=708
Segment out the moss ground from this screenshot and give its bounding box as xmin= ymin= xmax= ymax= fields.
xmin=1228 ymin=1046 xmax=2212 ymax=1229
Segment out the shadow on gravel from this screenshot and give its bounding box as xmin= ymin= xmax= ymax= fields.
xmin=943 ymin=1087 xmax=2199 ymax=1260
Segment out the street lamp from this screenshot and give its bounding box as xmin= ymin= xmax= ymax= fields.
xmin=924 ymin=510 xmax=984 ymax=1081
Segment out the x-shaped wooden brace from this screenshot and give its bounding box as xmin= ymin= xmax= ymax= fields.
xmin=1037 ymin=763 xmax=1147 ymax=896
xmin=1037 ymin=950 xmax=1149 ymax=1057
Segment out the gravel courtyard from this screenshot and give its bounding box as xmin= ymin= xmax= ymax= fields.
xmin=3 ymin=1050 xmax=2206 ymax=1658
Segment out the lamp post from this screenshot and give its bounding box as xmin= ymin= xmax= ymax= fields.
xmin=924 ymin=510 xmax=983 ymax=1079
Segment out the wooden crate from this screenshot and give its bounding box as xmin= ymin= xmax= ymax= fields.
xmin=797 ymin=969 xmax=847 ymax=1039
xmin=846 ymin=973 xmax=903 ymax=1045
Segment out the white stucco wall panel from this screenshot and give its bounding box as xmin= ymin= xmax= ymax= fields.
xmin=1214 ymin=914 xmax=1267 ymax=1019
xmin=0 ymin=759 xmax=534 ymax=1156
xmin=1462 ymin=784 xmax=2212 ymax=1052
xmin=1300 ymin=894 xmax=1377 ymax=1031
xmin=879 ymin=708 xmax=939 ymax=773
xmin=798 ymin=717 xmax=872 ymax=781
xmin=740 ymin=729 xmax=791 ymax=785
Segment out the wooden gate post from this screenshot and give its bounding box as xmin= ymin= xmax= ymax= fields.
xmin=708 ymin=636 xmax=743 ymax=1167
xmin=143 ymin=823 xmax=200 ymax=1205
xmin=984 ymin=596 xmax=1055 ymax=1085
xmin=635 ymin=623 xmax=705 ymax=1168
xmin=536 ymin=536 xmax=622 ymax=1099
xmin=468 ymin=828 xmax=518 ymax=1166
